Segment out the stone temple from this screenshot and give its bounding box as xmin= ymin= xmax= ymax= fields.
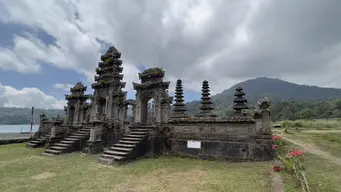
xmin=27 ymin=47 xmax=274 ymax=164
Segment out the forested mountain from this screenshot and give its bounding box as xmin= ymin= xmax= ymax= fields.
xmin=1 ymin=77 xmax=341 ymax=124
xmin=185 ymin=77 xmax=341 ymax=116
xmin=0 ymin=107 xmax=64 ymax=125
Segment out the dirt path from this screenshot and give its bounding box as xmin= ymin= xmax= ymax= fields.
xmin=270 ymin=171 xmax=284 ymax=192
xmin=281 ymin=136 xmax=341 ymax=166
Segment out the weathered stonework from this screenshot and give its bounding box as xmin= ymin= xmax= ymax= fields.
xmin=37 ymin=46 xmax=273 ymax=163
xmin=169 ymin=117 xmax=274 ymax=161
xmin=168 ymin=89 xmax=274 ymax=161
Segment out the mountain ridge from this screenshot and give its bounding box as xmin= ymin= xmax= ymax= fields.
xmin=1 ymin=77 xmax=341 ymax=124
xmin=185 ymin=77 xmax=341 ymax=115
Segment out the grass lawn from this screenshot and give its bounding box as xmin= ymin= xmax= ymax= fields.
xmin=283 ymin=132 xmax=341 ymax=158
xmin=0 ymin=143 xmax=272 ymax=192
xmin=276 ymin=131 xmax=341 ymax=192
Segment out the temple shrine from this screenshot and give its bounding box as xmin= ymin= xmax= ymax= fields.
xmin=27 ymin=46 xmax=274 ymax=164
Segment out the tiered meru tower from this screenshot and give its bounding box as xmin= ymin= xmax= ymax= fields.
xmin=195 ymin=80 xmax=217 ymax=117
xmin=233 ymin=86 xmax=248 ymax=115
xmin=86 ymin=46 xmax=128 ymax=153
xmin=65 ymin=82 xmax=91 ymax=127
xmin=171 ymin=79 xmax=188 ymax=118
xmin=90 ymin=47 xmax=127 ymax=121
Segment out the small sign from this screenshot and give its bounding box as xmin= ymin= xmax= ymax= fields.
xmin=187 ymin=140 xmax=201 ymax=149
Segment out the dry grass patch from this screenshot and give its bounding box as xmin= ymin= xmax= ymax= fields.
xmin=31 ymin=172 xmax=56 ymax=180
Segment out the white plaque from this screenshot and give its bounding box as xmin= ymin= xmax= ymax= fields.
xmin=187 ymin=140 xmax=201 ymax=149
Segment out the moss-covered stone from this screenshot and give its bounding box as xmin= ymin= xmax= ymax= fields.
xmin=96 ymin=68 xmax=100 ymax=73
xmin=116 ymin=91 xmax=125 ymax=106
xmin=139 ymin=67 xmax=165 ymax=79
xmin=104 ymin=57 xmax=113 ymax=65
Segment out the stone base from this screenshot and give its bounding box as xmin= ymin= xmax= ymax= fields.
xmin=103 ymin=129 xmax=124 ymax=147
xmin=83 ymin=140 xmax=104 ymax=154
xmin=170 ymin=139 xmax=274 ymax=161
xmin=145 ymin=136 xmax=164 ymax=158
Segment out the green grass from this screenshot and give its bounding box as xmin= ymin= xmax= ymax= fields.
xmin=276 ymin=119 xmax=341 ymax=130
xmin=282 ymin=132 xmax=341 ymax=158
xmin=277 ymin=132 xmax=341 ymax=192
xmin=0 ymin=143 xmax=272 ymax=192
xmin=281 ymin=152 xmax=341 ymax=192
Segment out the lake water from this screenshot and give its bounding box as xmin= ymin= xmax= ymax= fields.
xmin=0 ymin=124 xmax=39 ymax=133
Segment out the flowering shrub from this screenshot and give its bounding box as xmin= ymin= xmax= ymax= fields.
xmin=272 ymin=135 xmax=310 ymax=192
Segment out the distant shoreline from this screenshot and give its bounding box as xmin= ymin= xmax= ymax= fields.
xmin=0 ymin=124 xmax=40 ymax=125
xmin=0 ymin=132 xmax=34 ymax=140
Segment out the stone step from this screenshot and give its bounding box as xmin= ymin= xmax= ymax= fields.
xmin=125 ymin=134 xmax=146 ymax=138
xmin=77 ymin=130 xmax=90 ymax=134
xmin=98 ymin=157 xmax=114 ymax=164
xmin=104 ymin=150 xmax=129 ymax=156
xmin=41 ymin=152 xmax=56 ymax=156
xmin=65 ymin=137 xmax=80 ymax=141
xmin=113 ymin=143 xmax=136 ymax=148
xmin=54 ymin=143 xmax=71 ymax=147
xmin=119 ymin=140 xmax=140 ymax=144
xmin=40 ymin=136 xmax=49 ymax=138
xmin=73 ymin=133 xmax=88 ymax=137
xmin=36 ymin=138 xmax=47 ymax=141
xmin=100 ymin=153 xmax=125 ymax=160
xmin=50 ymin=146 xmax=68 ymax=150
xmin=30 ymin=140 xmax=43 ymax=144
xmin=60 ymin=140 xmax=77 ymax=144
xmin=69 ymin=135 xmax=85 ymax=139
xmin=133 ymin=129 xmax=150 ymax=132
xmin=45 ymin=149 xmax=62 ymax=154
xmin=109 ymin=147 xmax=133 ymax=152
xmin=131 ymin=131 xmax=148 ymax=135
xmin=27 ymin=143 xmax=38 ymax=146
xmin=121 ymin=137 xmax=143 ymax=141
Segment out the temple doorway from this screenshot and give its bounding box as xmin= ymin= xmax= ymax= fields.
xmin=140 ymin=97 xmax=155 ymax=125
xmin=68 ymin=106 xmax=75 ymax=125
xmin=126 ymin=105 xmax=133 ymax=122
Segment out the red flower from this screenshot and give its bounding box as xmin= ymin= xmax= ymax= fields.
xmin=271 ymin=145 xmax=278 ymax=150
xmin=273 ymin=164 xmax=281 ymax=172
xmin=287 ymin=149 xmax=304 ymax=157
xmin=273 ymin=135 xmax=281 ymax=141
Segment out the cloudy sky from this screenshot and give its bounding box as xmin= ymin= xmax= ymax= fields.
xmin=0 ymin=0 xmax=341 ymax=109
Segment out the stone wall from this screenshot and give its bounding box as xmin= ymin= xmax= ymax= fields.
xmin=0 ymin=138 xmax=30 ymax=145
xmin=170 ymin=122 xmax=274 ymax=161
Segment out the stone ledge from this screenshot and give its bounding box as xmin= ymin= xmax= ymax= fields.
xmin=0 ymin=138 xmax=30 ymax=145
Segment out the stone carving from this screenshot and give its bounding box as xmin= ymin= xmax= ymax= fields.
xmin=40 ymin=46 xmax=274 ymax=161
xmin=225 ymin=127 xmax=237 ymax=133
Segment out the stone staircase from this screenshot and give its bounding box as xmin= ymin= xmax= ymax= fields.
xmin=98 ymin=127 xmax=151 ymax=164
xmin=26 ymin=134 xmax=50 ymax=148
xmin=41 ymin=127 xmax=91 ymax=156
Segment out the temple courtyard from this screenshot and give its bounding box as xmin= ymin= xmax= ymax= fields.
xmin=1 ymin=130 xmax=341 ymax=192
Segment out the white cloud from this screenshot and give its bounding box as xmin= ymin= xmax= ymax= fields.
xmin=1 ymin=0 xmax=341 ymax=101
xmin=53 ymin=83 xmax=73 ymax=92
xmin=0 ymin=82 xmax=66 ymax=109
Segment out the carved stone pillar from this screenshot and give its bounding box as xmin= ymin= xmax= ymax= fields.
xmin=154 ymin=97 xmax=161 ymax=124
xmin=84 ymin=117 xmax=104 ymax=153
